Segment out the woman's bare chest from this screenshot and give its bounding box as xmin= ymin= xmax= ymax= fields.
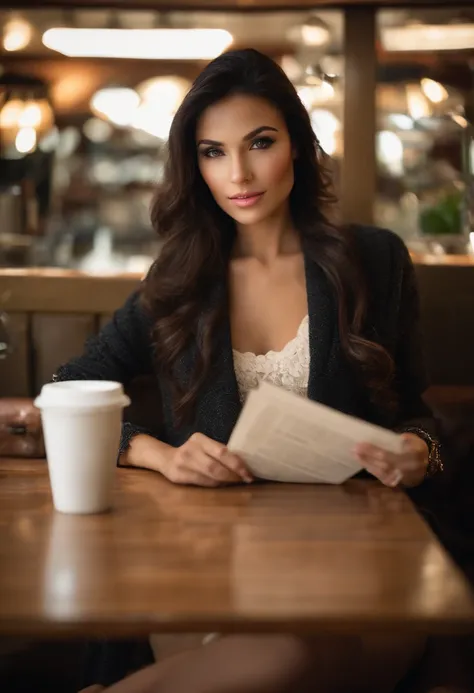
xmin=229 ymin=259 xmax=308 ymax=355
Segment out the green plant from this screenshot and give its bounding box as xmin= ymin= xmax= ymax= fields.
xmin=419 ymin=190 xmax=463 ymax=236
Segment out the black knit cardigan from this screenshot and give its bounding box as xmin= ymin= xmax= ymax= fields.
xmin=54 ymin=225 xmax=436 ymax=454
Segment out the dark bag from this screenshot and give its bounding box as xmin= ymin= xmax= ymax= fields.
xmin=0 ymin=398 xmax=45 ymax=458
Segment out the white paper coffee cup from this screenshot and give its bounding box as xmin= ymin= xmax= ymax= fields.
xmin=35 ymin=380 xmax=130 ymax=514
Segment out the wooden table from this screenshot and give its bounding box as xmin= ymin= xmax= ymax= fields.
xmin=1 ymin=458 xmax=473 ymax=639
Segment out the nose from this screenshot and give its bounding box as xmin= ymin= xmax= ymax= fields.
xmin=230 ymin=153 xmax=252 ymax=184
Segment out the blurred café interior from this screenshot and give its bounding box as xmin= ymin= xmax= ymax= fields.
xmin=1 ymin=3 xmax=473 ymax=270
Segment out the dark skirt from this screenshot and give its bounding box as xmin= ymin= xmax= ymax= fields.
xmin=79 ymin=638 xmax=154 ymax=689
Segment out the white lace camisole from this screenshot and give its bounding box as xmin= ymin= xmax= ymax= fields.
xmin=232 ymin=315 xmax=310 ymax=402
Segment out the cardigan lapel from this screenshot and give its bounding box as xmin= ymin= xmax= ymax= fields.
xmin=304 ymin=253 xmax=365 ymax=418
xmin=304 ymin=253 xmax=337 ymax=403
xmin=191 ymin=285 xmax=242 ymax=445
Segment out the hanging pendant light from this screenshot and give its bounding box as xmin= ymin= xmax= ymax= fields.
xmin=0 ymin=73 xmax=55 ymax=157
xmin=287 ymin=15 xmax=331 ymax=49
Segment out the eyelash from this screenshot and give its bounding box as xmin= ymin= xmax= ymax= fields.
xmin=252 ymin=136 xmax=275 ymax=150
xmin=201 ymin=136 xmax=276 ymax=159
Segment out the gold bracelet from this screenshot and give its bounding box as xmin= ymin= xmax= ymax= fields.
xmin=399 ymin=426 xmax=444 ymax=478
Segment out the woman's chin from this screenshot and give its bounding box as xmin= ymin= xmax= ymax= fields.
xmin=225 ymin=205 xmax=271 ymax=227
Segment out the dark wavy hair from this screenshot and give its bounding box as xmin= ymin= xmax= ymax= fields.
xmin=142 ymin=48 xmax=394 ymax=422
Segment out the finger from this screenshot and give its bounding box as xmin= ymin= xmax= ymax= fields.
xmin=355 ymin=443 xmax=390 ymax=462
xmin=367 ymin=449 xmax=417 ymax=473
xmin=192 ymin=449 xmax=242 ymax=484
xmin=376 ymin=467 xmax=403 ymax=487
xmin=183 ymin=470 xmax=222 ymax=488
xmin=78 ymin=687 xmax=104 ymax=693
xmin=194 ymin=434 xmax=252 ymax=483
xmin=360 ymin=461 xmax=391 ymax=484
xmin=174 ymin=466 xmax=222 ymax=487
xmin=220 ymin=450 xmax=254 ymax=483
xmin=355 ymin=444 xmax=417 ymax=474
xmin=362 ymin=461 xmax=402 ymax=488
xmin=374 ymin=448 xmax=424 ymax=475
xmin=192 ymin=433 xmax=228 ymax=461
xmin=354 ymin=446 xmax=391 ymax=474
xmin=387 ymin=469 xmax=403 ymax=487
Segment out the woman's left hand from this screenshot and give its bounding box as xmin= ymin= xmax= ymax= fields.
xmin=354 ymin=433 xmax=429 ymax=488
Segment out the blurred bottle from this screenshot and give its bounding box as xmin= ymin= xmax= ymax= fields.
xmin=0 ymin=311 xmax=12 ymax=360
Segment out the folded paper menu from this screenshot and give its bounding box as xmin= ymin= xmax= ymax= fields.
xmin=228 ymin=382 xmax=404 ymax=484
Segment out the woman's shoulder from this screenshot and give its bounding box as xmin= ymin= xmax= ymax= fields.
xmin=349 ymin=224 xmax=411 ymax=279
xmin=104 ymin=288 xmax=154 ymax=342
xmin=350 ymin=224 xmax=408 ymax=257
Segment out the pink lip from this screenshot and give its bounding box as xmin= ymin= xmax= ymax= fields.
xmin=229 ymin=192 xmax=265 ymax=208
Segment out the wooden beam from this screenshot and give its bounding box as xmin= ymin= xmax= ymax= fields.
xmin=0 ymin=0 xmax=458 ymax=8
xmin=341 ymin=6 xmax=376 ymax=226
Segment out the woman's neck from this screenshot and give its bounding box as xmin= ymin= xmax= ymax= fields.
xmin=232 ymin=208 xmax=301 ymax=265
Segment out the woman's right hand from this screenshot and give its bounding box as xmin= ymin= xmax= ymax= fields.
xmin=123 ymin=432 xmax=253 ymax=487
xmin=162 ymin=432 xmax=253 ymax=487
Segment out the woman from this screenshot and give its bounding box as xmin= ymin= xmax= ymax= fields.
xmin=58 ymin=49 xmax=441 ymax=692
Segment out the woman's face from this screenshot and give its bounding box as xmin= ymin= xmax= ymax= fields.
xmin=196 ymin=94 xmax=294 ymax=227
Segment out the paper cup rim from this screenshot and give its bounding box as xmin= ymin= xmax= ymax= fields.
xmin=35 ymin=380 xmax=130 ymax=410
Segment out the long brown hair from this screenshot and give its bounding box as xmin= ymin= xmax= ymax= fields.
xmin=142 ymin=49 xmax=394 ymax=422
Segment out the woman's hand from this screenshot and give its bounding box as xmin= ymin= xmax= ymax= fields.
xmin=121 ymin=432 xmax=253 ymax=487
xmin=354 ymin=433 xmax=429 ymax=488
xmin=162 ymin=432 xmax=253 ymax=487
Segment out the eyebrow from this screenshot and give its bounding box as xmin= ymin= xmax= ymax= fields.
xmin=197 ymin=125 xmax=278 ymax=147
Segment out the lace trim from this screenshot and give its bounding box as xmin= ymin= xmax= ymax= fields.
xmin=233 ymin=315 xmax=310 ymax=403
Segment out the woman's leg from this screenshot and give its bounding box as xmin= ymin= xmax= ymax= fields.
xmin=80 ymin=632 xmax=425 ymax=693
xmin=81 ymin=634 xmax=315 ymax=693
